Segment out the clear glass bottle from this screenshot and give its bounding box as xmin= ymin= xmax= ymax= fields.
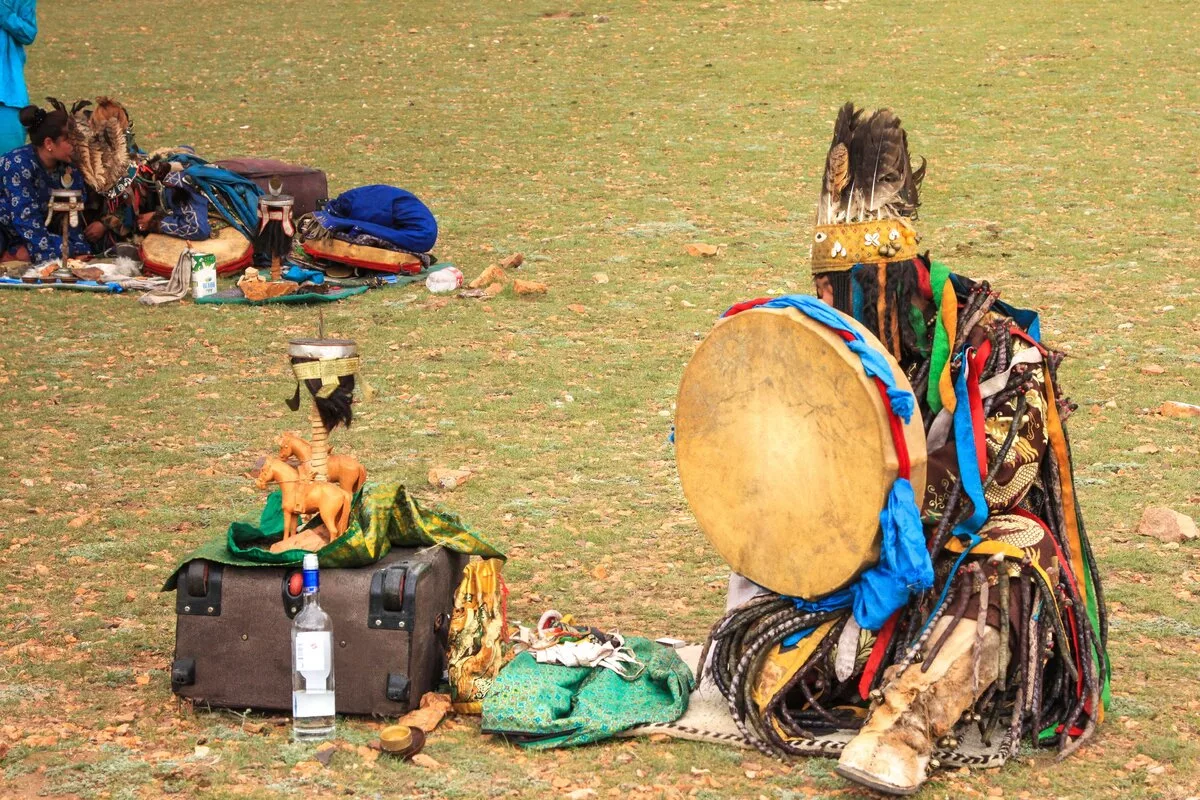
xmin=291 ymin=553 xmax=336 ymax=740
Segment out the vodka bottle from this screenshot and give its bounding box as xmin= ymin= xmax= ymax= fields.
xmin=292 ymin=554 xmax=336 ymax=740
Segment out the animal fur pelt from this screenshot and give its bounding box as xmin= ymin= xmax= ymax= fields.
xmin=64 ymin=97 xmax=132 ymax=194
xmin=817 ymin=102 xmax=926 ymax=225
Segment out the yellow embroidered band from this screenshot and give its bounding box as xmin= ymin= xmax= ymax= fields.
xmin=810 ymin=219 xmax=921 ymax=274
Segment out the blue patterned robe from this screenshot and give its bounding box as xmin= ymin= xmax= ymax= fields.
xmin=0 ymin=144 xmax=91 ymax=262
xmin=157 ymin=170 xmax=211 ymax=240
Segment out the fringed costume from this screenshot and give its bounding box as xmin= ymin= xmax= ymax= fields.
xmin=700 ymin=104 xmax=1107 ymax=795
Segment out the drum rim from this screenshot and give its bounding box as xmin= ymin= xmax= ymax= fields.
xmin=675 ymin=305 xmax=927 ymax=598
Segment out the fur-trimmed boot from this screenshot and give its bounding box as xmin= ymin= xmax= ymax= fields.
xmin=836 ymin=618 xmax=999 ymax=795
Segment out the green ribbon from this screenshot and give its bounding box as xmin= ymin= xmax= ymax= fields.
xmin=926 ymin=260 xmax=953 ymax=414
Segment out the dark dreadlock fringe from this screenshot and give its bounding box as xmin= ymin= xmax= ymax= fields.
xmin=847 ymin=260 xmax=923 ymax=366
xmin=853 ymin=267 xmax=881 ymax=341
xmin=288 ymin=356 xmax=355 ymax=431
xmin=829 ymin=271 xmax=853 ymax=313
xmin=255 ymin=217 xmax=293 ymax=263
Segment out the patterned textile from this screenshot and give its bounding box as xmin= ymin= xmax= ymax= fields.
xmin=0 ymin=144 xmax=91 ymax=262
xmin=359 ymin=482 xmax=506 ymax=560
xmin=924 ymin=327 xmax=1048 ymax=522
xmin=481 ymin=636 xmax=694 ymax=748
xmin=447 ymin=558 xmax=509 ymax=714
xmin=156 ymin=171 xmax=212 ymax=240
xmin=330 ymin=230 xmax=435 ymax=267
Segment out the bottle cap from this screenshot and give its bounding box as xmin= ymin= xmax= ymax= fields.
xmin=303 ymin=553 xmax=319 ymax=571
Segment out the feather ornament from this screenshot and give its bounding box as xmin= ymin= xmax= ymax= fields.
xmin=818 ymin=102 xmax=862 ymax=224
xmin=815 ymin=103 xmax=925 ymax=226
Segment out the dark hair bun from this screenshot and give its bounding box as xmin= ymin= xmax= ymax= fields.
xmin=18 ymin=104 xmax=46 ymax=131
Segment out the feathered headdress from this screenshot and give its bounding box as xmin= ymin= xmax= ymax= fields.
xmin=812 ymin=103 xmax=926 ymax=273
xmin=63 ymin=97 xmax=134 ymax=197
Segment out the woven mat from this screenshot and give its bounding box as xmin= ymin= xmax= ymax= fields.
xmin=618 ymin=645 xmax=1011 ymax=769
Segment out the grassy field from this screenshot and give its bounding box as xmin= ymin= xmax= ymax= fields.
xmin=3 ymin=0 xmax=1199 ymax=797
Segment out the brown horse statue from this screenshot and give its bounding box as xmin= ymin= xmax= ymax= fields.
xmin=255 ymin=456 xmax=353 ymax=540
xmin=278 ymin=432 xmax=368 ymax=496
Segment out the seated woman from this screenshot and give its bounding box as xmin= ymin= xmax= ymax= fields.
xmin=0 ymin=103 xmax=103 ymax=262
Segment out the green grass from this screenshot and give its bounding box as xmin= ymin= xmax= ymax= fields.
xmin=2 ymin=0 xmax=1199 ymax=797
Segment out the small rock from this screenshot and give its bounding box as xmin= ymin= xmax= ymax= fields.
xmin=592 ymin=272 xmax=609 ymax=284
xmin=684 ymin=243 xmax=721 ymax=257
xmin=411 ymin=752 xmax=442 ymax=769
xmin=469 ymin=264 xmax=510 ymax=289
xmin=1133 ymin=444 xmax=1160 ymax=454
xmin=20 ymin=478 xmax=34 ymax=487
xmin=513 ymin=279 xmax=548 ymax=296
xmin=124 ymin=590 xmax=137 ymax=602
xmin=1160 ymin=401 xmax=1200 ymax=418
xmin=429 ymin=467 xmax=473 ymax=490
xmin=1140 ymin=364 xmax=1166 ymax=375
xmin=484 ymin=282 xmax=505 ymax=297
xmin=565 ymin=790 xmax=597 ymax=800
xmin=567 ymin=303 xmax=587 ymax=314
xmin=193 ymin=745 xmax=211 ymax=758
xmin=1137 ymin=506 xmax=1199 ymax=544
xmin=499 ymin=253 xmax=524 ymax=269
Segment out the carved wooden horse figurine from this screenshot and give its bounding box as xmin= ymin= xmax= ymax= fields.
xmin=278 ymin=432 xmax=368 ymax=495
xmin=255 ymin=456 xmax=353 ymax=540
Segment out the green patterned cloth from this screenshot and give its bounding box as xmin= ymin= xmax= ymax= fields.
xmin=481 ymin=637 xmax=694 ymax=749
xmin=163 ymin=482 xmax=504 ymax=590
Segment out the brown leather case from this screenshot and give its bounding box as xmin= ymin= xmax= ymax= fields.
xmin=171 ymin=548 xmax=468 ymax=715
xmin=214 ymin=157 xmax=329 ymax=217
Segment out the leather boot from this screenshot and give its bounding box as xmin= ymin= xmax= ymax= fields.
xmin=836 ymin=617 xmax=999 ymax=795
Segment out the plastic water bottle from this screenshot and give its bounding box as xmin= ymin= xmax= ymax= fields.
xmin=425 ymin=266 xmax=463 ymax=294
xmin=291 ymin=554 xmax=336 ymax=740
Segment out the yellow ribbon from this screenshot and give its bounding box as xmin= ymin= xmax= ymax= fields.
xmin=292 ymin=356 xmax=360 ymax=399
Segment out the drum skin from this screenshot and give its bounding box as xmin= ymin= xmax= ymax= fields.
xmin=140 ymin=228 xmax=253 ymax=277
xmin=675 ymin=306 xmax=927 ymax=599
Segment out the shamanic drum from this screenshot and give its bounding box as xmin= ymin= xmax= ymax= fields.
xmin=141 ymin=227 xmax=253 ymax=277
xmin=675 ymin=305 xmax=927 ymax=599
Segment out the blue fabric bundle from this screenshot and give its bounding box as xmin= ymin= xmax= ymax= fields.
xmin=165 ymin=153 xmax=263 ymax=240
xmin=314 ymin=185 xmax=437 ymax=254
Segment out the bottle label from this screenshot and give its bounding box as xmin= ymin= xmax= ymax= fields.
xmin=303 ymin=567 xmax=319 ymax=594
xmin=295 ymin=631 xmax=331 ymax=675
xmin=293 ymin=689 xmax=335 ymax=719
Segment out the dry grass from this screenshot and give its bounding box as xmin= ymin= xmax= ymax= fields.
xmin=2 ymin=0 xmax=1199 ymax=797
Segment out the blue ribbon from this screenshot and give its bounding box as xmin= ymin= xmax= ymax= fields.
xmin=907 ymin=354 xmax=987 ymax=646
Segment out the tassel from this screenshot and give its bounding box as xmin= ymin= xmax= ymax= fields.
xmin=972 ymin=563 xmax=991 ymax=696
xmin=997 ymin=563 xmax=1013 ymax=691
xmin=834 ymin=616 xmax=862 ymax=682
